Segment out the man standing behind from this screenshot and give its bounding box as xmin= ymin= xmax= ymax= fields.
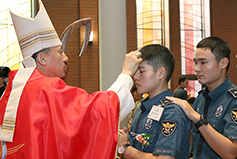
xmin=0 ymin=66 xmax=10 ymax=98
xmin=167 ymin=36 xmax=237 ymax=159
xmin=0 ymin=78 xmax=6 ymax=98
xmin=173 ymin=76 xmax=189 ymax=100
xmin=118 ymin=44 xmax=191 ymax=159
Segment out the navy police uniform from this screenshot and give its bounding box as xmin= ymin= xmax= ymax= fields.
xmin=129 ymin=89 xmax=191 ymax=158
xmin=192 ymin=77 xmax=237 ymax=159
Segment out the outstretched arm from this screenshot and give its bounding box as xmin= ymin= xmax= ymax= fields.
xmin=108 ymin=51 xmax=143 ymax=120
xmin=166 ymin=96 xmax=237 ymax=159
xmin=121 ymin=51 xmax=142 ymax=77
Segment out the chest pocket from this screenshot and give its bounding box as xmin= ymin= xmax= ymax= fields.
xmin=138 ymin=118 xmax=160 ymax=152
xmin=208 ymin=98 xmax=232 ymax=134
xmin=209 ymin=113 xmax=225 ymax=134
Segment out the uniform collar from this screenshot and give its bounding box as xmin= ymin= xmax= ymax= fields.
xmin=179 ymin=86 xmax=184 ymax=89
xmin=141 ymin=89 xmax=172 ymax=111
xmin=205 ymin=76 xmax=232 ymax=102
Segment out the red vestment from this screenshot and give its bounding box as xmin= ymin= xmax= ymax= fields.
xmin=0 ymin=68 xmax=120 ymax=159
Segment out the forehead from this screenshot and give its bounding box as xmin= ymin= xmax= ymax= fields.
xmin=138 ymin=60 xmax=150 ymax=68
xmin=51 ymin=45 xmax=62 ymax=50
xmin=138 ymin=61 xmax=156 ymax=73
xmin=194 ymin=48 xmax=215 ymax=61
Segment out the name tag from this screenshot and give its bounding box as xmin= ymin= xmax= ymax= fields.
xmin=147 ymin=105 xmax=164 ymax=121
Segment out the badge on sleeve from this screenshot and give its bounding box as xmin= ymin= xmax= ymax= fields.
xmin=231 ymin=108 xmax=237 ymax=124
xmin=161 ymin=120 xmax=177 ymax=137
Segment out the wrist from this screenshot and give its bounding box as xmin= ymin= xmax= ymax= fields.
xmin=118 ymin=138 xmax=129 ymax=146
xmin=192 ymin=113 xmax=201 ymax=123
xmin=118 ymin=142 xmax=128 ymax=147
xmin=194 ymin=115 xmax=209 ymax=129
xmin=121 ymin=70 xmax=133 ymax=77
xmin=118 ymin=143 xmax=130 ymax=155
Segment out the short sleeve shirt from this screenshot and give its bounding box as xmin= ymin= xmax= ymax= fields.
xmin=192 ymin=77 xmax=237 ymax=159
xmin=129 ymin=89 xmax=191 ymax=159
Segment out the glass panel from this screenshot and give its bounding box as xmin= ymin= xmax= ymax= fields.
xmin=136 ymin=0 xmax=167 ymax=49
xmin=180 ymin=0 xmax=210 ymax=97
xmin=0 ymin=0 xmax=34 ymax=70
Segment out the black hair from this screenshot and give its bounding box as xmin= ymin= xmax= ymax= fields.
xmin=31 ymin=48 xmax=51 ymax=61
xmin=139 ymin=44 xmax=175 ymax=83
xmin=178 ymin=76 xmax=187 ymax=85
xmin=197 ymin=36 xmax=230 ymax=72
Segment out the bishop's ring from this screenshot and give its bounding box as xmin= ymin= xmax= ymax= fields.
xmin=136 ymin=52 xmax=141 ymax=58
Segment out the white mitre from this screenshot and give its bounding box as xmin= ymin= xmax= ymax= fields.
xmin=10 ymin=0 xmax=62 ymax=67
xmin=0 ymin=0 xmax=61 ymax=142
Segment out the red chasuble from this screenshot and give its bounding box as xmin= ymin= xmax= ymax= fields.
xmin=0 ymin=69 xmax=120 ymax=159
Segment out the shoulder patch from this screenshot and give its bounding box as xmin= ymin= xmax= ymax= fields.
xmin=161 ymin=120 xmax=177 ymax=137
xmin=228 ymin=88 xmax=237 ymax=98
xmin=231 ymin=108 xmax=237 ymax=124
xmin=160 ymin=99 xmax=172 ymax=107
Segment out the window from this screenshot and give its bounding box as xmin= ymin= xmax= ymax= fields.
xmin=0 ymin=0 xmax=34 ymax=70
xmin=180 ymin=0 xmax=210 ymax=97
xmin=136 ymin=0 xmax=169 ymax=49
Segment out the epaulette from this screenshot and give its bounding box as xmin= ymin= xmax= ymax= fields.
xmin=160 ymin=99 xmax=173 ymax=107
xmin=228 ymin=88 xmax=237 ymax=98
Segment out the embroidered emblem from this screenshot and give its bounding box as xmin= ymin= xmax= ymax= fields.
xmin=161 ymin=120 xmax=176 ymax=137
xmin=228 ymin=89 xmax=237 ymax=98
xmin=0 ymin=142 xmax=25 ymax=158
xmin=215 ymin=105 xmax=224 ymax=117
xmin=231 ymin=108 xmax=237 ymax=124
xmin=160 ymin=99 xmax=172 ymax=107
xmin=145 ymin=118 xmax=153 ymax=130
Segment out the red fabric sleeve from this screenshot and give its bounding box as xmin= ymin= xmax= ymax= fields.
xmin=0 ymin=69 xmax=120 ymax=159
